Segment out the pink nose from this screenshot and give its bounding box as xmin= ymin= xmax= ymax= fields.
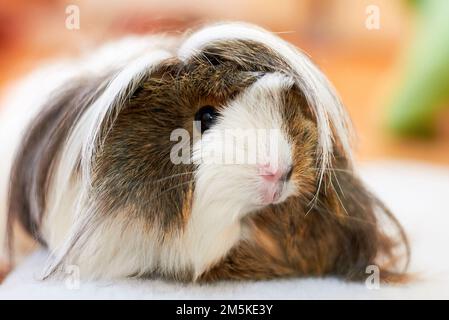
xmin=258 ymin=163 xmax=293 ymax=182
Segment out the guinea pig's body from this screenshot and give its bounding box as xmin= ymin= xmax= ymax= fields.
xmin=0 ymin=23 xmax=408 ymax=282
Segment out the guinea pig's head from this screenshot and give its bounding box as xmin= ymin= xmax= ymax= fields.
xmin=90 ymin=34 xmax=351 ymax=232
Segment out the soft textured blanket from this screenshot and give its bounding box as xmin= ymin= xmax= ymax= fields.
xmin=1 ymin=161 xmax=448 ymax=299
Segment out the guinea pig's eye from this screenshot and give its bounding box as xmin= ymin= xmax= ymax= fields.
xmin=195 ymin=106 xmax=219 ymax=133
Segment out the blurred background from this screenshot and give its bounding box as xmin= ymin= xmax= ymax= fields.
xmin=1 ymin=0 xmax=448 ymax=165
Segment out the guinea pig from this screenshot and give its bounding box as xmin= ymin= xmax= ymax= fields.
xmin=0 ymin=22 xmax=409 ymax=282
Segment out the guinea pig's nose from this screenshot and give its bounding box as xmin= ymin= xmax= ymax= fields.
xmin=258 ymin=164 xmax=293 ymax=182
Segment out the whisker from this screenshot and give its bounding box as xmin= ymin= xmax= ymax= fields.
xmin=311 ymin=168 xmax=353 ymax=174
xmin=159 ymin=179 xmax=195 ymax=195
xmin=148 ymin=171 xmax=195 ymax=184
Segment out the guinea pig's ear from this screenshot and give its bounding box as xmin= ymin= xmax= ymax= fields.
xmin=312 ymin=152 xmax=410 ymax=282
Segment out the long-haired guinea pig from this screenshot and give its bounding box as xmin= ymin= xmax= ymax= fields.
xmin=0 ymin=22 xmax=409 ymax=282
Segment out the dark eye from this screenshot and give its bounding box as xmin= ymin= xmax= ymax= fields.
xmin=195 ymin=106 xmax=219 ymax=133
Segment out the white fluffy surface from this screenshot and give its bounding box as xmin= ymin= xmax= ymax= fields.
xmin=1 ymin=160 xmax=448 ymax=299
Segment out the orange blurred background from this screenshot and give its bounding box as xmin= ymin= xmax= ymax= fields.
xmin=1 ymin=0 xmax=448 ymax=165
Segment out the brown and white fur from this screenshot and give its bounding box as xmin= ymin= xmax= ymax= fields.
xmin=0 ymin=22 xmax=409 ymax=282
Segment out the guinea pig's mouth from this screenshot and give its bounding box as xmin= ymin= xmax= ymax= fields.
xmin=260 ymin=183 xmax=289 ymax=205
xmin=257 ymin=163 xmax=295 ymax=206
